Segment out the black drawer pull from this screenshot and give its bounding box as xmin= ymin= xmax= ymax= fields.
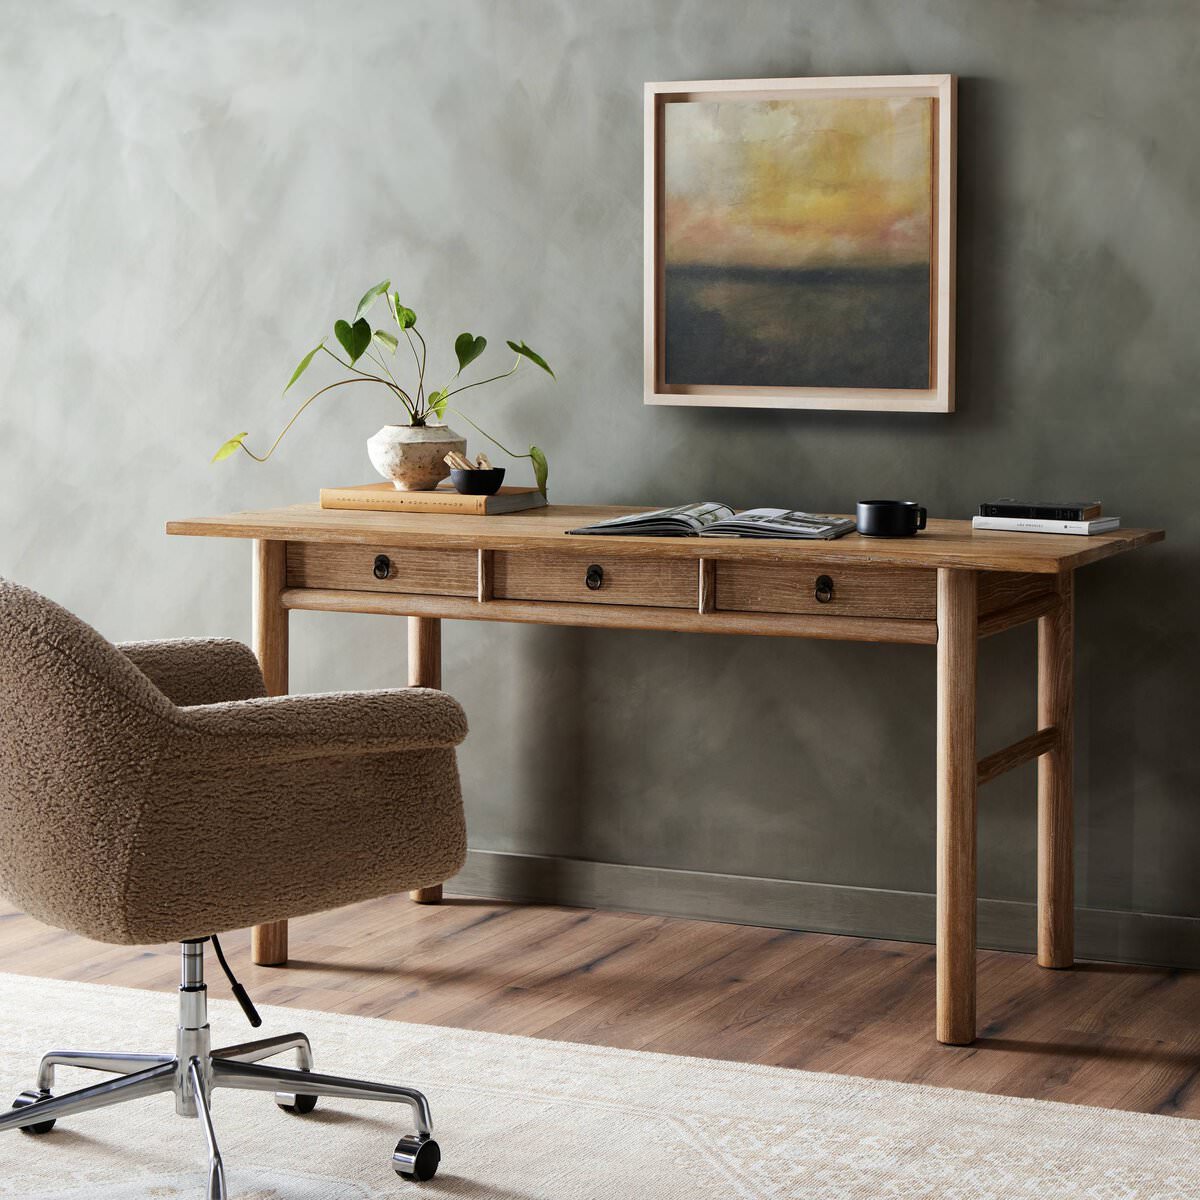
xmin=814 ymin=574 xmax=834 ymax=604
xmin=585 ymin=564 xmax=604 ymax=591
xmin=373 ymin=554 xmax=392 ymax=580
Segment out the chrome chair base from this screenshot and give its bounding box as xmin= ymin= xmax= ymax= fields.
xmin=0 ymin=944 xmax=440 ymax=1196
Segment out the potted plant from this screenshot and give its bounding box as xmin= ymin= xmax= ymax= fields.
xmin=214 ymin=279 xmax=555 ymax=493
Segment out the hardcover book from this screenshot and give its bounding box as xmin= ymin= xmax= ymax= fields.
xmin=972 ymin=515 xmax=1120 ymax=537
xmin=320 ymin=482 xmax=547 ymax=516
xmin=979 ymin=499 xmax=1103 ymax=521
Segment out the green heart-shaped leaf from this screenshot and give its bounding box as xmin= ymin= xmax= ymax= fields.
xmin=391 ymin=294 xmax=417 ymax=329
xmin=373 ymin=329 xmax=399 ymax=354
xmin=427 ymin=389 xmax=448 ymax=418
xmin=355 ymin=279 xmax=390 ymax=321
xmin=284 ymin=342 xmax=323 ymax=393
xmin=334 ymin=317 xmax=372 ymax=365
xmin=529 ymin=444 xmax=549 ymax=497
xmin=507 ymin=340 xmax=554 ymax=378
xmin=211 ymin=432 xmax=248 ymax=463
xmin=454 ymin=332 xmax=487 ymax=375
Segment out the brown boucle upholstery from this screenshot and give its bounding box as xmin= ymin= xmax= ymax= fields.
xmin=0 ymin=578 xmax=468 ymax=945
xmin=118 ymin=639 xmax=268 ymax=706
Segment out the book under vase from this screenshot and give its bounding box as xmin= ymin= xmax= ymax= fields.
xmin=320 ymin=482 xmax=546 ymax=516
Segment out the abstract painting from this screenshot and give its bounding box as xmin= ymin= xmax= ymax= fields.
xmin=644 ymin=76 xmax=955 ymax=412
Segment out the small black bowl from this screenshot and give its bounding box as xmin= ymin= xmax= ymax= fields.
xmin=450 ymin=467 xmax=505 ymax=495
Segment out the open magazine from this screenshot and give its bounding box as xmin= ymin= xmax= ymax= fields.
xmin=567 ymin=502 xmax=855 ymax=540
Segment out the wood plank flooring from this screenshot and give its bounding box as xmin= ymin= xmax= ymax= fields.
xmin=1 ymin=895 xmax=1197 ymax=1118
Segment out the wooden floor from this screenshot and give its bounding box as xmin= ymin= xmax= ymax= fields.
xmin=2 ymin=894 xmax=1198 ymax=1119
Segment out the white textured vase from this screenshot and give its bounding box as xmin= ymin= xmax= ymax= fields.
xmin=366 ymin=424 xmax=467 ymax=491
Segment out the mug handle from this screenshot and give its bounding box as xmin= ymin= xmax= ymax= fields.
xmin=916 ymin=507 xmax=927 ymax=531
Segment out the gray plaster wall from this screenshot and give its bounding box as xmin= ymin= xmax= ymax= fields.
xmin=2 ymin=1 xmax=1196 ymax=962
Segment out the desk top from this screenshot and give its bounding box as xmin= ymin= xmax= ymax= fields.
xmin=167 ymin=504 xmax=1164 ymax=574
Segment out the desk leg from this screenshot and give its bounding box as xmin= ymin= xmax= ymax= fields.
xmin=936 ymin=569 xmax=978 ymax=1045
xmin=251 ymin=539 xmax=290 ymax=966
xmin=408 ymin=617 xmax=444 ymax=905
xmin=1038 ymin=573 xmax=1075 ymax=968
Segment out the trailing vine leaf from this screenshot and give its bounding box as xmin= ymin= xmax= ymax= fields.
xmin=391 ymin=294 xmax=417 ymax=329
xmin=212 ymin=432 xmax=248 ymax=462
xmin=334 ymin=317 xmax=372 ymax=365
xmin=373 ymin=329 xmax=399 ymax=354
xmin=529 ymin=444 xmax=548 ymax=496
xmin=506 ymin=340 xmax=555 ymax=378
xmin=454 ymin=332 xmax=487 ymax=375
xmin=284 ymin=343 xmax=323 ymax=393
xmin=355 ymin=279 xmax=390 ymax=321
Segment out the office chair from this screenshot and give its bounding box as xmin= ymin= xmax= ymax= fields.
xmin=0 ymin=578 xmax=469 ymax=1195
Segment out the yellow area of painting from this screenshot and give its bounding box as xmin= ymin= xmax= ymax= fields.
xmin=664 ymin=96 xmax=933 ymax=270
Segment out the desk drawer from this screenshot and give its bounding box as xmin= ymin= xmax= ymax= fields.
xmin=286 ymin=543 xmax=476 ymax=596
xmin=715 ymin=561 xmax=935 ymax=619
xmin=492 ymin=551 xmax=696 ymax=608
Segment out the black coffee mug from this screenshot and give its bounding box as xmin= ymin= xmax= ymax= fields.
xmin=856 ymin=499 xmax=927 ymax=538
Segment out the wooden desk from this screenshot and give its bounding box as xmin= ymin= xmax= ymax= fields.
xmin=167 ymin=504 xmax=1164 ymax=1045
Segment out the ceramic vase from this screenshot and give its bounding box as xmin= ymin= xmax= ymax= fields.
xmin=366 ymin=424 xmax=467 ymax=491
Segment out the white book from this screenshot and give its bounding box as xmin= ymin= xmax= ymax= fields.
xmin=972 ymin=515 xmax=1120 ymax=537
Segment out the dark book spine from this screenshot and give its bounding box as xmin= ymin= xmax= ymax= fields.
xmin=979 ymin=501 xmax=1100 ymax=521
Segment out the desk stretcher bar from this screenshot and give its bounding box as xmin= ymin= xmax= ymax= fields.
xmin=281 ymin=586 xmax=940 ymax=645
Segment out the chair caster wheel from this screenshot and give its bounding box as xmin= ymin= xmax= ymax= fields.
xmin=274 ymin=1091 xmax=318 ymax=1114
xmin=393 ymin=1134 xmax=440 ymax=1181
xmin=12 ymin=1090 xmax=55 ymax=1135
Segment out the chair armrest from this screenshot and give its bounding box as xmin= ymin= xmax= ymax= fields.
xmin=173 ymin=687 xmax=468 ymax=765
xmin=119 ymin=638 xmax=267 ymax=706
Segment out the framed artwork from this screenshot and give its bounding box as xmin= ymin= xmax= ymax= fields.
xmin=644 ymin=74 xmax=956 ymax=413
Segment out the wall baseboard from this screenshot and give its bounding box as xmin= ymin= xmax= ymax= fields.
xmin=449 ymin=850 xmax=1200 ymax=971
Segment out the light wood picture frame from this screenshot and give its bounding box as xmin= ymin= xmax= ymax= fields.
xmin=644 ymin=74 xmax=956 ymax=413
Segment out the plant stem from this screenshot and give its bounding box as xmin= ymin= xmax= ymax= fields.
xmin=369 ymin=345 xmax=401 ymax=389
xmin=414 ymin=327 xmax=428 ymax=409
xmin=367 ymin=347 xmax=406 ymax=394
xmin=320 ymin=344 xmax=388 ymax=384
xmin=371 ymin=352 xmax=418 ymax=421
xmin=447 ymin=406 xmax=531 ymax=461
xmin=324 ymin=344 xmax=416 ymax=418
xmin=403 ymin=328 xmax=426 ymax=413
xmin=238 ymin=378 xmax=379 ymax=462
xmin=443 ymin=356 xmax=521 ymax=401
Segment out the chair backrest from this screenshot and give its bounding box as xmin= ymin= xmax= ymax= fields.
xmin=0 ymin=578 xmax=175 ymax=933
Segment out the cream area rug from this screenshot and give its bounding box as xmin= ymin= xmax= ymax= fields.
xmin=0 ymin=974 xmax=1197 ymax=1199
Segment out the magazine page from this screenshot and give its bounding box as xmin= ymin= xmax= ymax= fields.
xmin=568 ymin=501 xmax=734 ymax=536
xmin=700 ymin=509 xmax=856 ymax=540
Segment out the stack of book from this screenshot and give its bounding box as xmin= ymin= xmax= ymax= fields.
xmin=972 ymin=499 xmax=1119 ymax=536
xmin=320 ymin=482 xmax=546 ymax=516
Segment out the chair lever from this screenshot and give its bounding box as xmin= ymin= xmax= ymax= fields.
xmin=211 ymin=934 xmax=263 ymax=1028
